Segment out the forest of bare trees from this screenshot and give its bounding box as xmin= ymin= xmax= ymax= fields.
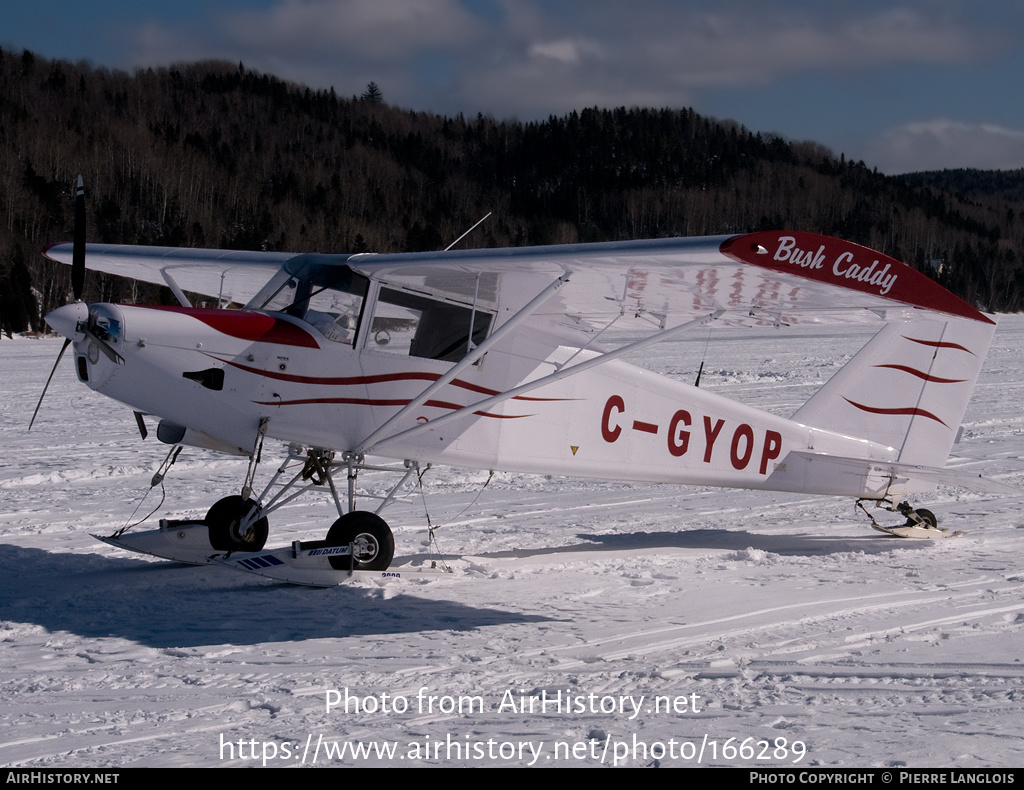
xmin=2 ymin=48 xmax=1023 ymax=336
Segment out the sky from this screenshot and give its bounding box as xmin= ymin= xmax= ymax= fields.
xmin=4 ymin=0 xmax=1024 ymax=175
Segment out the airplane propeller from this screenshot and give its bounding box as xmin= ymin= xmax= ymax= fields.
xmin=29 ymin=176 xmax=121 ymax=430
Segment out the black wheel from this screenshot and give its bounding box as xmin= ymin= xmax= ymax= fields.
xmin=906 ymin=508 xmax=938 ymax=529
xmin=205 ymin=495 xmax=269 ymax=551
xmin=326 ymin=511 xmax=395 ymax=571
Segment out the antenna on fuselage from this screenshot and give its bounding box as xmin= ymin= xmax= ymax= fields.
xmin=694 ymin=326 xmax=714 ymax=388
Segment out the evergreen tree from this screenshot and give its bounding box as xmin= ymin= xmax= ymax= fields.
xmin=361 ymin=82 xmax=383 ymax=105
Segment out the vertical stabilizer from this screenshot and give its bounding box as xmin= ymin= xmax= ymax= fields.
xmin=792 ymin=315 xmax=996 ymax=467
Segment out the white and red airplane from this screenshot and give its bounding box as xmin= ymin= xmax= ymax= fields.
xmin=37 ymin=178 xmax=1007 ymax=585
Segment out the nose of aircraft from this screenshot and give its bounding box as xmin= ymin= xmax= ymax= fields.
xmin=44 ymin=302 xmax=88 ymax=339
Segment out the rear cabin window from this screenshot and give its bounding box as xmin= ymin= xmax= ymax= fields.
xmin=370 ymin=287 xmax=493 ymax=362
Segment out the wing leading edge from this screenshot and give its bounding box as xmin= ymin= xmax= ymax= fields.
xmin=43 ymin=243 xmax=299 ymax=306
xmin=45 ymin=231 xmax=991 ymax=328
xmin=345 ymin=231 xmax=993 ymax=333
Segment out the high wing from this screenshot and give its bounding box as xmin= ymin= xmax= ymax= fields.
xmin=47 ymin=231 xmax=990 ymax=327
xmin=43 ymin=243 xmax=296 ymax=306
xmin=344 ymin=231 xmax=991 ymax=333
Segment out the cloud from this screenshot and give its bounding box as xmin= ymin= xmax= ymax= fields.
xmin=528 ymin=38 xmax=603 ymax=65
xmin=122 ymin=0 xmax=486 ymax=107
xmin=225 ymin=0 xmax=483 ymax=58
xmin=117 ymin=0 xmax=1001 ymax=123
xmin=863 ymin=120 xmax=1024 ymax=174
xmin=619 ymin=6 xmax=986 ymax=92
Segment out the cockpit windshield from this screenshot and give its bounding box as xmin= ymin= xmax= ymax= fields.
xmin=246 ymin=257 xmax=368 ymax=345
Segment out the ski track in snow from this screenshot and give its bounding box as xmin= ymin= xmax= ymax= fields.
xmin=1 ymin=318 xmax=1023 ymax=768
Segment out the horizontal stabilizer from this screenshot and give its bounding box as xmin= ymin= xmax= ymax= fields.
xmin=765 ymin=451 xmax=1015 ymax=499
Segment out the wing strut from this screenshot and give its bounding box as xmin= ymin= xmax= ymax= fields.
xmin=355 ymin=271 xmax=572 ymax=454
xmin=160 ymin=267 xmax=193 ymax=307
xmin=361 ymin=308 xmax=725 ymax=455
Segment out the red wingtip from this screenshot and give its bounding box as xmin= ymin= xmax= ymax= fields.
xmin=721 ymin=231 xmax=995 ymax=324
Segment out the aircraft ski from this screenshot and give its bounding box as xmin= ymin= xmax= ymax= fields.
xmin=94 ymin=519 xmax=225 ymax=565
xmin=861 ymin=502 xmax=967 ymax=540
xmin=213 ymin=541 xmax=436 ymax=587
xmin=95 ymin=520 xmax=426 ymax=585
xmin=870 ymin=523 xmax=966 ymax=540
xmin=35 ymin=177 xmax=1011 ymax=583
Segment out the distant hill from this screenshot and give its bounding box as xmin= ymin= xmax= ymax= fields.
xmin=905 ymin=169 xmax=1024 ymax=200
xmin=902 ymin=169 xmax=1024 ymax=203
xmin=2 ymin=48 xmax=1022 ymax=335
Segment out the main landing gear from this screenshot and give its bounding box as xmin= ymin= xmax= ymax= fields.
xmin=229 ymin=447 xmax=407 ymax=570
xmin=205 ymin=495 xmax=269 ymax=551
xmin=326 ymin=511 xmax=395 ymax=571
xmin=857 ymin=499 xmax=963 ymax=539
xmin=95 ymin=446 xmax=416 ymax=581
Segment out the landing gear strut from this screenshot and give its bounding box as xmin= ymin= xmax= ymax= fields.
xmin=95 ymin=445 xmax=418 ymax=580
xmin=232 ymin=447 xmax=415 ymax=570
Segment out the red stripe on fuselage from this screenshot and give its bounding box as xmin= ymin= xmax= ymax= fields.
xmin=139 ymin=306 xmax=320 ymax=348
xmin=250 ymin=395 xmax=531 ymax=419
xmin=214 ymin=356 xmax=572 ymax=402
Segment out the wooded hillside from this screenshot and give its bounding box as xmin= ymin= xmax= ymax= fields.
xmin=2 ymin=48 xmax=1023 ymax=335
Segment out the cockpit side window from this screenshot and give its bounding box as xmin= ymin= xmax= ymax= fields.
xmin=249 ymin=268 xmax=299 ymax=314
xmin=369 ymin=287 xmax=493 ymax=362
xmin=299 ymin=271 xmax=368 ymax=345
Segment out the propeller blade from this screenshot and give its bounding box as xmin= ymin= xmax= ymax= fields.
xmin=72 ymin=175 xmax=85 ymax=301
xmin=29 ymin=338 xmax=72 ymax=431
xmin=31 ymin=177 xmax=96 ymax=430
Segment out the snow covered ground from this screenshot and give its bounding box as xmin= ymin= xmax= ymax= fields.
xmin=1 ymin=317 xmax=1022 ymax=768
